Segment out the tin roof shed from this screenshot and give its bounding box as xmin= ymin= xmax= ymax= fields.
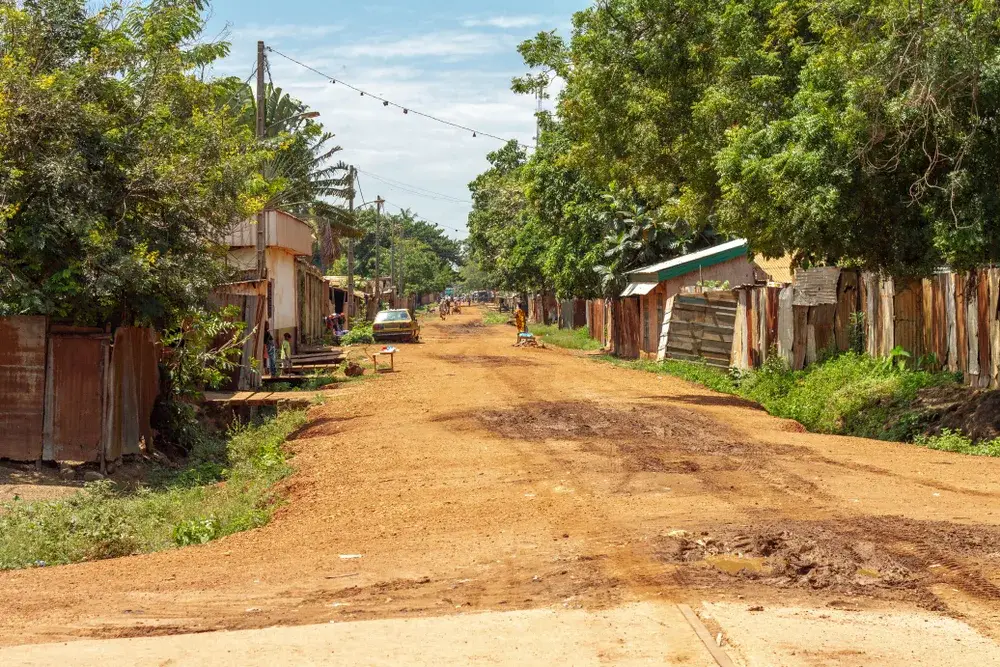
xmin=622 ymin=239 xmax=749 ymax=296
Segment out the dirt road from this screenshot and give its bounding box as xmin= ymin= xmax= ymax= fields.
xmin=3 ymin=307 xmax=1000 ymax=664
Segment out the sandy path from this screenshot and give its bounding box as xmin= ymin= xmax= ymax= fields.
xmin=2 ymin=307 xmax=1000 ymax=661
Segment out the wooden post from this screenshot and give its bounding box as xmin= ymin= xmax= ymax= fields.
xmin=347 ymin=166 xmax=356 ymax=319
xmin=255 ymin=41 xmax=268 ymax=280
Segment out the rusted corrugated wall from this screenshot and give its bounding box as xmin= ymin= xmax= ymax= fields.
xmin=297 ymin=259 xmax=329 ymax=345
xmin=611 ymin=297 xmax=641 ymax=358
xmin=44 ymin=330 xmax=108 ymax=463
xmin=731 ymin=268 xmax=1000 ymax=387
xmin=0 ymin=317 xmax=47 ymax=461
xmin=0 ymin=318 xmax=159 ymax=464
xmin=586 ymin=299 xmax=609 ymax=346
xmin=105 ymin=327 xmax=160 ymax=461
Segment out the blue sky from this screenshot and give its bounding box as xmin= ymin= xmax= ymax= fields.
xmin=204 ymin=1 xmax=588 ymax=239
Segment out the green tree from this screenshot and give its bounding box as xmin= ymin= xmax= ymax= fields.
xmin=0 ymin=0 xmax=270 ymax=325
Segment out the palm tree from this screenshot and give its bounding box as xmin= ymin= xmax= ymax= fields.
xmin=232 ymin=84 xmax=361 ymax=269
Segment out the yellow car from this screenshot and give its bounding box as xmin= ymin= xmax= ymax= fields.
xmin=372 ymin=309 xmax=420 ymax=342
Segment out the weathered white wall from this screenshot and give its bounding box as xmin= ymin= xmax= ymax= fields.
xmin=227 ymin=247 xmax=299 ymax=345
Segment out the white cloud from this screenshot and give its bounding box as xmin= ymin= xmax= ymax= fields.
xmin=231 ymin=24 xmax=344 ymax=41
xmin=215 ymin=24 xmax=541 ymax=239
xmin=463 ymin=15 xmax=547 ymax=29
xmin=333 ymin=32 xmax=512 ymax=60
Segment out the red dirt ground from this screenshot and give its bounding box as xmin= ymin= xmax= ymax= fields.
xmin=2 ymin=307 xmax=1000 ymax=648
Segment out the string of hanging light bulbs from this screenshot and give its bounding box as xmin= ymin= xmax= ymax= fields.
xmin=265 ymin=46 xmax=535 ymax=149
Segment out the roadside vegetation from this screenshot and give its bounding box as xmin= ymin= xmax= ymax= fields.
xmin=529 ymin=325 xmax=603 ymax=351
xmin=0 ymin=410 xmax=306 ymax=571
xmin=600 ymin=353 xmax=992 ymax=453
xmin=342 ymin=322 xmax=375 ymax=345
xmin=483 ymin=311 xmax=510 ymax=326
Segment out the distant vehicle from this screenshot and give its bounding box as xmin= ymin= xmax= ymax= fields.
xmin=372 ymin=309 xmax=420 ymax=342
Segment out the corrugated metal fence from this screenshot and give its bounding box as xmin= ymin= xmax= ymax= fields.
xmin=731 ymin=268 xmax=1000 ymax=388
xmin=0 ymin=317 xmax=159 ymax=464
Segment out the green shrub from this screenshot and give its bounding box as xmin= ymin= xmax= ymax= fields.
xmin=528 ymin=325 xmax=602 ymax=351
xmin=0 ymin=410 xmax=307 ymax=571
xmin=597 ymin=356 xmax=737 ymax=394
xmin=342 ymin=322 xmax=374 ymax=345
xmin=597 ymin=350 xmax=962 ymax=446
xmin=914 ymin=429 xmax=1000 ymax=457
xmin=736 ymin=352 xmax=956 ymax=438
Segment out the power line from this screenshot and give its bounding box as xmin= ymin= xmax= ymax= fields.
xmin=383 ymin=199 xmax=467 ymax=236
xmin=356 ymin=168 xmax=470 ymax=205
xmin=266 ymin=46 xmax=535 ymax=150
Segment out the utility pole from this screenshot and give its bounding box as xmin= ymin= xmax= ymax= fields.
xmin=389 ymin=207 xmax=396 ymax=307
xmin=399 ymin=227 xmax=402 ymax=308
xmin=347 ymin=165 xmax=356 ymax=320
xmin=374 ymin=196 xmax=385 ymax=309
xmin=255 ymin=40 xmax=267 ymax=280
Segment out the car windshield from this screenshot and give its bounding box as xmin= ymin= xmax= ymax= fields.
xmin=375 ymin=311 xmax=411 ymax=323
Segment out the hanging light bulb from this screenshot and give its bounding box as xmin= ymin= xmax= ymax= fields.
xmin=360 ymin=91 xmax=364 ymax=96
xmin=472 ymin=132 xmax=477 ymax=138
xmin=330 ymin=79 xmax=336 ymax=85
xmin=403 ymin=108 xmax=408 ymax=114
xmin=383 ymin=101 xmax=389 ymax=107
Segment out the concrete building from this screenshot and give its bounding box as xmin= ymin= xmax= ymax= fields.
xmin=224 ymin=209 xmax=323 ymax=350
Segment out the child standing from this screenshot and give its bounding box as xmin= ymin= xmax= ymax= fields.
xmin=280 ymin=332 xmax=293 ymax=376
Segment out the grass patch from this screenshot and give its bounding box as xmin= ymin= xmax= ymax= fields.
xmin=483 ymin=311 xmax=510 ymax=326
xmin=736 ymin=353 xmax=957 ymax=440
xmin=0 ymin=409 xmax=307 ymax=570
xmin=528 ymin=324 xmax=603 ymax=351
xmin=914 ymin=429 xmax=1000 ymax=457
xmin=597 ymin=356 xmax=737 ymax=394
xmin=598 ymin=351 xmax=961 ymax=444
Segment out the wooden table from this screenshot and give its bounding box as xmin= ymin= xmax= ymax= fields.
xmin=371 ymin=349 xmax=395 ymax=372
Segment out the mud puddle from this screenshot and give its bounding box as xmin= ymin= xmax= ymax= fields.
xmin=656 ymin=518 xmax=1000 ymax=607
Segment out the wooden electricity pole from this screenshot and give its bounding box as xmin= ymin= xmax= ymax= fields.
xmin=374 ymin=196 xmax=385 ymax=309
xmin=347 ymin=166 xmax=356 ymax=319
xmin=255 ymin=40 xmax=267 ymax=280
xmin=389 ymin=207 xmax=396 ymax=307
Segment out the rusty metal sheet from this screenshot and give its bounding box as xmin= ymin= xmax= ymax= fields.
xmin=766 ymin=286 xmax=780 ymax=355
xmin=967 ymin=273 xmax=981 ymax=379
xmin=990 ymin=268 xmax=1000 ymax=388
xmin=956 ymin=275 xmax=968 ymax=374
xmin=106 ymin=328 xmax=160 ymax=460
xmin=792 ymin=306 xmax=809 ymax=370
xmin=893 ymin=280 xmax=923 ymax=359
xmin=978 ymin=270 xmax=992 ymax=387
xmin=793 ymin=267 xmax=841 ymax=306
xmin=777 ymin=286 xmax=794 ymax=366
xmin=44 ymin=335 xmax=105 ymax=462
xmin=833 ymin=270 xmax=857 ymax=352
xmin=0 ymin=316 xmax=47 ymax=461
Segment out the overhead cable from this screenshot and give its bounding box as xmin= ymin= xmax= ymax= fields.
xmin=266 ymin=46 xmax=534 ymax=150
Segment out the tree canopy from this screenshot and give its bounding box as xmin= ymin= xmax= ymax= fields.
xmin=468 ymin=0 xmax=1000 ymax=288
xmin=0 ymin=0 xmax=270 ymax=325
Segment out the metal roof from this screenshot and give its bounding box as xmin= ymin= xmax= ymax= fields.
xmin=620 ymin=281 xmax=658 ymax=297
xmin=626 ymin=239 xmax=749 ymax=283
